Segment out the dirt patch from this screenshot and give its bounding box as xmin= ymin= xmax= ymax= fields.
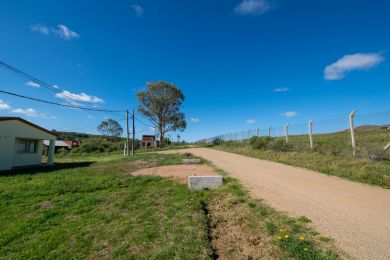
xmin=208 ymin=193 xmax=275 ymax=259
xmin=40 ymin=200 xmax=53 ymax=209
xmin=131 ymin=164 xmax=218 ymax=183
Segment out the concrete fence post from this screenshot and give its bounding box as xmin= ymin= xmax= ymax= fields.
xmin=256 ymin=128 xmax=259 ymax=137
xmin=349 ymin=110 xmax=357 ymax=157
xmin=285 ymin=124 xmax=289 ymax=143
xmin=308 ymin=119 xmax=314 ymax=150
xmin=268 ymin=126 xmax=272 ymax=137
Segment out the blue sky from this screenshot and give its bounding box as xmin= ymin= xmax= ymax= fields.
xmin=0 ymin=0 xmax=389 ymax=141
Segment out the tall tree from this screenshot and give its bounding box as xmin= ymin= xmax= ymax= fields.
xmin=97 ymin=119 xmax=123 ymax=139
xmin=137 ymin=81 xmax=186 ymax=146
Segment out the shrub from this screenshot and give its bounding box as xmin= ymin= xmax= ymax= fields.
xmin=212 ymin=138 xmax=224 ymax=145
xmin=70 ymin=138 xmax=124 ymax=154
xmin=268 ymin=139 xmax=293 ymax=152
xmin=249 ymin=136 xmax=273 ymax=150
xmin=56 ymin=147 xmax=69 ymax=157
xmin=313 ymin=140 xmax=343 ymax=156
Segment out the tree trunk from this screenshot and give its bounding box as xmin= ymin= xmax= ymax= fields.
xmin=160 ymin=130 xmax=164 ymax=148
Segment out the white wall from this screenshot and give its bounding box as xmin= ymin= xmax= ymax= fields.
xmin=0 ymin=120 xmax=56 ymax=170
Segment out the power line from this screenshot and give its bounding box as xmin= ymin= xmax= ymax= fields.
xmin=0 ymin=89 xmax=126 ymax=113
xmin=134 ymin=115 xmax=153 ymax=128
xmin=0 ymin=60 xmax=104 ymax=108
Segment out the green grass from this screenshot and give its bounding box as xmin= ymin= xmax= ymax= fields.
xmin=210 ymin=127 xmax=390 ymax=188
xmin=1 ymin=152 xmax=343 ymax=259
xmin=0 ymin=153 xmax=211 ymax=259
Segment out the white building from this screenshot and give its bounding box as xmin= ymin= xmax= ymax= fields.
xmin=0 ymin=117 xmax=56 ymax=171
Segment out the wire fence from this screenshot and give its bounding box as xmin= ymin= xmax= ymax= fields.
xmin=197 ymin=110 xmax=390 ymax=161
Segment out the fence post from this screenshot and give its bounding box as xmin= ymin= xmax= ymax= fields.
xmin=349 ymin=110 xmax=356 ymax=157
xmin=240 ymin=131 xmax=242 ymax=143
xmin=268 ymin=126 xmax=272 ymax=137
xmin=308 ymin=119 xmax=314 ymax=150
xmin=285 ymin=124 xmax=289 ymax=143
xmin=256 ymin=128 xmax=259 ymax=136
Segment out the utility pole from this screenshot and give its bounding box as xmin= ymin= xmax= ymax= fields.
xmin=132 ymin=108 xmax=135 ymax=155
xmin=126 ymin=110 xmax=130 ymax=156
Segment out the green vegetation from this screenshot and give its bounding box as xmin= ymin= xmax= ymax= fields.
xmin=137 ymin=81 xmax=187 ymax=146
xmin=0 ymin=153 xmax=211 ymax=259
xmin=1 ymin=152 xmax=342 ymax=259
xmin=210 ymin=126 xmax=390 ymax=188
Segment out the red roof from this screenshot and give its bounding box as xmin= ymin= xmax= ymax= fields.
xmin=0 ymin=117 xmax=57 ymax=137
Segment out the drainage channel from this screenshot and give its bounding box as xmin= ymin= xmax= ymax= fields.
xmin=201 ymin=200 xmax=219 ymax=259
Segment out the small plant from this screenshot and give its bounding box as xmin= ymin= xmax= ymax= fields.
xmin=249 ymin=136 xmax=273 ymax=150
xmin=268 ymin=139 xmax=293 ymax=152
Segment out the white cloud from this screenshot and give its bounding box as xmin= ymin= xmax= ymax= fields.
xmin=324 ymin=53 xmax=384 ymax=80
xmin=26 ymin=81 xmax=40 ymax=88
xmin=191 ymin=117 xmax=200 ymax=123
xmin=280 ymin=111 xmax=298 ymax=118
xmin=31 ymin=24 xmax=79 ymax=40
xmin=234 ymin=0 xmax=273 ymax=15
xmin=55 ymin=90 xmax=104 ymax=104
xmin=31 ymin=24 xmax=49 ymax=35
xmin=11 ymin=108 xmax=56 ymax=119
xmin=132 ymin=4 xmax=144 ymax=17
xmin=52 ymin=24 xmax=80 ymax=40
xmin=52 ymin=84 xmax=60 ymax=89
xmin=0 ymin=100 xmax=11 ymax=110
xmin=274 ymin=87 xmax=289 ymax=92
xmin=246 ymin=119 xmax=256 ymax=124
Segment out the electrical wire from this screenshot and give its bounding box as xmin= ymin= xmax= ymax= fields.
xmin=0 ymin=89 xmax=126 ymax=113
xmin=0 ymin=60 xmax=109 ymax=108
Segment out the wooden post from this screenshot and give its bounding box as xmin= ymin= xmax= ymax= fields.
xmin=126 ymin=110 xmax=129 ymax=156
xmin=308 ymin=119 xmax=314 ymax=150
xmin=349 ymin=110 xmax=356 ymax=157
xmin=240 ymin=131 xmax=242 ymax=143
xmin=268 ymin=126 xmax=271 ymax=137
xmin=132 ymin=109 xmax=135 ymax=155
xmin=285 ymin=124 xmax=289 ymax=143
xmin=256 ymin=128 xmax=259 ymax=137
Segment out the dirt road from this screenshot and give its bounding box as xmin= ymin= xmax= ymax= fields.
xmin=163 ymin=148 xmax=390 ymax=259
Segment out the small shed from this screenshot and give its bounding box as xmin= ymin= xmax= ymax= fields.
xmin=0 ymin=117 xmax=57 ymax=171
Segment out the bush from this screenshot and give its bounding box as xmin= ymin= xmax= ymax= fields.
xmin=313 ymin=140 xmax=343 ymax=156
xmin=70 ymin=138 xmax=124 ymax=154
xmin=56 ymin=147 xmax=69 ymax=157
xmin=249 ymin=136 xmax=273 ymax=150
xmin=268 ymin=139 xmax=293 ymax=152
xmin=212 ymin=138 xmax=224 ymax=145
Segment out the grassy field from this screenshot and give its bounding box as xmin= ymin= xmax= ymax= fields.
xmin=0 ymin=153 xmax=211 ymax=259
xmin=0 ymin=152 xmax=342 ymax=259
xmin=210 ymin=126 xmax=390 ymax=189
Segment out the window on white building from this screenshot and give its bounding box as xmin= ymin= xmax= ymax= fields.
xmin=16 ymin=139 xmax=38 ymax=153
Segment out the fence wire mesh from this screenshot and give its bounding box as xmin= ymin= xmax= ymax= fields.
xmin=197 ymin=111 xmax=390 ymax=161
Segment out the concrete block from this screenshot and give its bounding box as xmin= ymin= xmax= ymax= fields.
xmin=188 ymin=176 xmax=223 ymax=190
xmin=182 ymin=158 xmax=201 ymax=164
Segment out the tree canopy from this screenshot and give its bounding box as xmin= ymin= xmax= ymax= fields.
xmin=137 ymin=81 xmax=186 ymax=146
xmin=97 ymin=119 xmax=123 ymax=139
